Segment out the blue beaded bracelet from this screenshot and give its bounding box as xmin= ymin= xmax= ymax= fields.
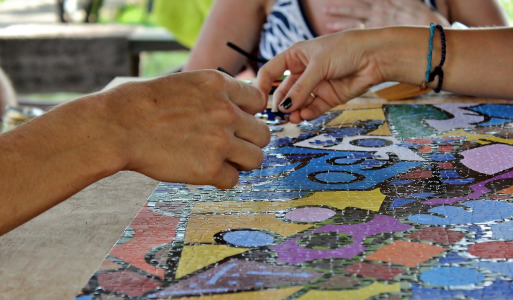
xmin=425 ymin=24 xmax=436 ymax=83
xmin=420 ymin=24 xmax=446 ymax=93
xmin=429 ymin=24 xmax=446 ymax=93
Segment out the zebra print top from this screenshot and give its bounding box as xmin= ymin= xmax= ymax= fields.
xmin=258 ymin=0 xmax=438 ymax=65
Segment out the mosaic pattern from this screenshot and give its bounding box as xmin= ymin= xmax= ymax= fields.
xmin=77 ymin=103 xmax=513 ymax=299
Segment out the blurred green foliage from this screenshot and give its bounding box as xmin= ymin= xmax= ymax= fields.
xmin=500 ymin=0 xmax=513 ymax=23
xmin=141 ymin=51 xmax=189 ymax=78
xmin=111 ymin=4 xmax=154 ymax=26
xmin=99 ymin=0 xmax=155 ymax=26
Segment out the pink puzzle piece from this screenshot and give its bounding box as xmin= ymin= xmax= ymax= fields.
xmin=461 ymin=144 xmax=513 ymax=175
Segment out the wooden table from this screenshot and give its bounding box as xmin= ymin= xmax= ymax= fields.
xmin=0 ymin=172 xmax=159 ymax=299
xmin=0 ymin=79 xmax=509 ymax=299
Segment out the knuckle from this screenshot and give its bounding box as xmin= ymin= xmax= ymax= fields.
xmin=239 ymin=148 xmax=265 ymax=171
xmin=217 ymin=103 xmax=239 ymax=123
xmin=258 ymin=66 xmax=270 ymax=77
xmin=251 ymin=150 xmax=265 ymax=168
xmin=258 ymin=124 xmax=272 ymax=148
xmin=198 ymin=70 xmax=228 ymax=92
xmin=212 ymin=130 xmax=237 ymax=154
xmin=215 ymin=173 xmax=238 ymax=190
xmin=223 ymin=172 xmax=239 ymax=189
xmin=208 ymin=69 xmax=229 ymax=86
xmin=204 ymin=99 xmax=240 ymax=126
xmin=293 ymin=40 xmax=308 ymax=49
xmin=292 ymin=80 xmax=310 ymax=96
xmin=201 ymin=157 xmax=225 ymax=179
xmin=287 ymin=41 xmax=307 ymax=60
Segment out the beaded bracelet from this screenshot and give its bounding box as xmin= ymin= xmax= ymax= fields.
xmin=420 ymin=24 xmax=436 ymax=90
xmin=429 ymin=24 xmax=446 ymax=93
xmin=426 ymin=24 xmax=435 ymax=83
xmin=420 ymin=24 xmax=446 ymax=93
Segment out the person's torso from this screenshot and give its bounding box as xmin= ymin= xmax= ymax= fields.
xmin=258 ymin=0 xmax=439 ymax=64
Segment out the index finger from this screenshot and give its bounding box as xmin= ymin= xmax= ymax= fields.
xmin=256 ymin=52 xmax=290 ymax=100
xmin=225 ymin=75 xmax=267 ymax=115
xmin=258 ymin=52 xmax=324 ymax=114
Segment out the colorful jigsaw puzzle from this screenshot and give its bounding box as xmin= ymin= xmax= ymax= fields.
xmin=77 ymin=103 xmax=513 ymax=299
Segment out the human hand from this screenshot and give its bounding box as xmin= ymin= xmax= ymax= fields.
xmin=106 ymin=70 xmax=270 ymax=189
xmin=322 ymin=0 xmax=450 ymax=33
xmin=257 ymin=30 xmax=384 ymax=124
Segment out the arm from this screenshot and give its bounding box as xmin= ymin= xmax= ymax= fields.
xmin=183 ymin=0 xmax=270 ymax=75
xmin=446 ymin=0 xmax=509 ymax=26
xmin=0 ymin=70 xmax=270 ymax=235
xmin=257 ymin=27 xmax=513 ymax=123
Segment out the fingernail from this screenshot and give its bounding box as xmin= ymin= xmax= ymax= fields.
xmin=279 ymin=97 xmax=292 ymax=110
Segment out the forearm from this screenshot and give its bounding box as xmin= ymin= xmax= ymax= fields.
xmin=0 ymin=94 xmax=125 ymax=235
xmin=376 ymin=27 xmax=513 ymax=99
xmin=184 ymin=0 xmax=268 ymax=74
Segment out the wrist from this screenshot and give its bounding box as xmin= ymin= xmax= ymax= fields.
xmin=62 ymin=92 xmax=128 ymax=179
xmin=95 ymin=80 xmax=158 ymax=174
xmin=373 ymin=27 xmax=430 ymax=86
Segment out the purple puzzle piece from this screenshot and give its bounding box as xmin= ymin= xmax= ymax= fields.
xmin=425 ymin=170 xmax=513 ymax=205
xmin=273 ymin=215 xmax=413 ymax=265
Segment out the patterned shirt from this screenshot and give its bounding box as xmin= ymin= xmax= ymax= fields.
xmin=258 ymin=0 xmax=438 ymax=65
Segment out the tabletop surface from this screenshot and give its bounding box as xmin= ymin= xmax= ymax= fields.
xmin=1 ymin=86 xmax=512 ymax=299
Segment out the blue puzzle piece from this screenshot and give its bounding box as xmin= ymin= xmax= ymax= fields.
xmin=441 ymin=178 xmax=475 ymax=185
xmin=389 ymin=197 xmax=416 ymax=209
xmin=412 ymin=279 xmax=513 ymax=300
xmin=491 ymin=221 xmax=513 ymax=240
xmin=467 ymin=104 xmax=513 ymax=122
xmin=255 ymin=146 xmax=422 ymax=191
xmin=440 ymin=170 xmax=459 ymax=179
xmin=410 ymin=192 xmax=435 ymax=199
xmin=429 ymin=153 xmax=455 ymax=162
xmin=420 ymin=267 xmax=484 ymax=287
xmin=409 ymin=200 xmax=513 ymax=225
xmin=477 ymin=262 xmax=513 ymax=278
xmin=437 ymin=252 xmax=469 ymax=264
xmin=478 ymin=117 xmax=513 ymax=127
xmin=466 ymin=225 xmax=484 ymax=240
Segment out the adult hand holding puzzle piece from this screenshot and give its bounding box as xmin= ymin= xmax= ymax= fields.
xmin=257 ymin=26 xmax=513 ymax=123
xmin=0 ymin=70 xmax=270 ymax=235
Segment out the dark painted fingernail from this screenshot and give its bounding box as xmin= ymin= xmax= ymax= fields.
xmin=280 ymin=97 xmax=292 ymax=110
